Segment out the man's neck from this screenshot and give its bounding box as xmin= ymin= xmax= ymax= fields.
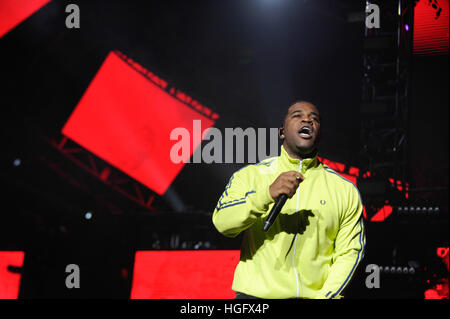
xmin=283 ymin=144 xmax=317 ymax=161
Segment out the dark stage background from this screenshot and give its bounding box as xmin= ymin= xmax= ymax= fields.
xmin=0 ymin=0 xmax=448 ymax=299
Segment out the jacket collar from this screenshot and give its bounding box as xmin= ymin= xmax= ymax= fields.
xmin=280 ymin=145 xmax=320 ymax=173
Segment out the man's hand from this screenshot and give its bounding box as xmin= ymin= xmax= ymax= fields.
xmin=269 ymin=171 xmax=305 ymax=200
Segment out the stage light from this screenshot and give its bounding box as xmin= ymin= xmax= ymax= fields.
xmin=405 ymin=24 xmax=409 ymax=31
xmin=84 ymin=211 xmax=92 ymax=220
xmin=12 ymin=159 xmax=21 ymax=167
xmin=395 ymin=205 xmax=440 ymax=217
xmin=437 ymin=247 xmax=449 ymax=258
xmin=379 ymin=264 xmax=419 ymax=276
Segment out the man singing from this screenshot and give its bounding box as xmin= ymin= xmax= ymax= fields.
xmin=212 ymin=101 xmax=366 ymax=299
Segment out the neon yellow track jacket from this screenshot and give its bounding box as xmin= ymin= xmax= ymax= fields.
xmin=212 ymin=146 xmax=366 ymax=299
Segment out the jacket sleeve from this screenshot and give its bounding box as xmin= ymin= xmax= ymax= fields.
xmin=316 ymin=186 xmax=366 ymax=299
xmin=212 ymin=167 xmax=274 ymax=238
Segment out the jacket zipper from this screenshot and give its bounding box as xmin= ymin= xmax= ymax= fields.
xmin=292 ymin=160 xmax=302 ymax=298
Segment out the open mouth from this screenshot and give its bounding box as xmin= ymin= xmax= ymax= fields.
xmin=298 ymin=126 xmax=313 ymax=139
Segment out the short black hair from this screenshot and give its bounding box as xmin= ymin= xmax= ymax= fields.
xmin=281 ymin=100 xmax=319 ymax=128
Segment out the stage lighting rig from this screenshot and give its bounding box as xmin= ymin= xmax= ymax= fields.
xmin=359 ymin=0 xmax=414 ymax=190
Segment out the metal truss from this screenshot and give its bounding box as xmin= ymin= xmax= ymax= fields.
xmin=45 ymin=135 xmax=157 ymax=212
xmin=360 ymin=0 xmax=414 ymax=195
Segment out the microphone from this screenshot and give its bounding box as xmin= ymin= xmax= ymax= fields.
xmin=262 ymin=194 xmax=288 ymax=232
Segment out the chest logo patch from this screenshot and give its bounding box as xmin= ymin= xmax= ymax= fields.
xmin=320 ymin=200 xmax=326 ymax=205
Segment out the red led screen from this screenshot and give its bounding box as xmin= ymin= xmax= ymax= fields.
xmin=0 ymin=0 xmax=50 ymax=38
xmin=370 ymin=205 xmax=394 ymax=222
xmin=62 ymin=51 xmax=216 ymax=195
xmin=130 ymin=250 xmax=240 ymax=299
xmin=414 ymin=0 xmax=449 ymax=55
xmin=0 ymin=251 xmax=24 ymax=299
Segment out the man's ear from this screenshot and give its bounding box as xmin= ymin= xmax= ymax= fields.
xmin=279 ymin=127 xmax=285 ymax=139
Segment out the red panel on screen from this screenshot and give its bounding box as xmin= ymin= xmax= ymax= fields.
xmin=0 ymin=251 xmax=25 ymax=299
xmin=370 ymin=205 xmax=393 ymax=222
xmin=413 ymin=0 xmax=449 ymax=55
xmin=319 ymin=157 xmax=345 ymax=173
xmin=130 ymin=250 xmax=240 ymax=299
xmin=62 ymin=51 xmax=216 ymax=195
xmin=318 ymin=157 xmax=358 ymax=185
xmin=0 ymin=0 xmax=50 ymax=38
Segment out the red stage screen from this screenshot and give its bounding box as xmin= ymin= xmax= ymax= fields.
xmin=0 ymin=0 xmax=50 ymax=38
xmin=62 ymin=51 xmax=216 ymax=195
xmin=413 ymin=0 xmax=449 ymax=55
xmin=130 ymin=250 xmax=240 ymax=299
xmin=0 ymin=251 xmax=25 ymax=299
